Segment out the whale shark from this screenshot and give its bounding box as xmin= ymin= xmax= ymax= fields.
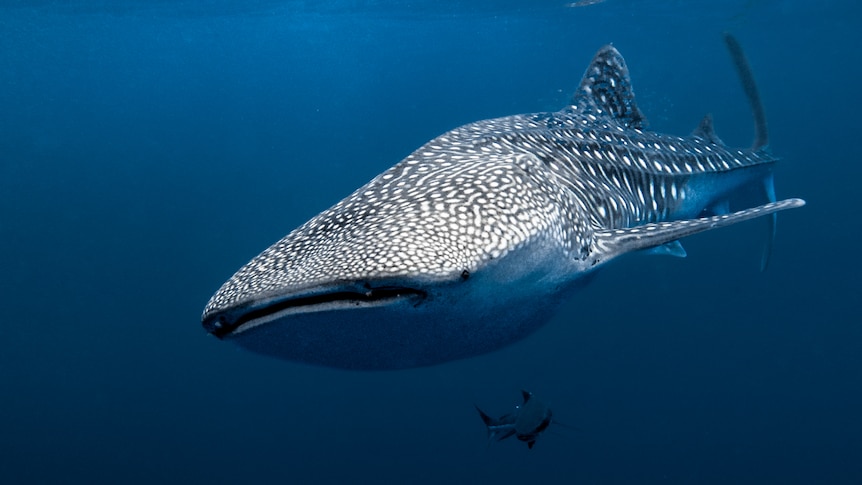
xmin=202 ymin=36 xmax=804 ymax=369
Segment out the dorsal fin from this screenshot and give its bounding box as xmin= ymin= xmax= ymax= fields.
xmin=521 ymin=390 xmax=532 ymax=404
xmin=691 ymin=113 xmax=725 ymax=146
xmin=570 ymin=45 xmax=646 ymax=129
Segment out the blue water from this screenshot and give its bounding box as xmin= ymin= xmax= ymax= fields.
xmin=1 ymin=1 xmax=860 ymax=483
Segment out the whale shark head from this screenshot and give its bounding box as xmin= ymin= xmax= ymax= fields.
xmin=202 ymin=145 xmax=593 ymax=369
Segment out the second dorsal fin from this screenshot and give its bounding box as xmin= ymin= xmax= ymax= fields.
xmin=691 ymin=113 xmax=725 ymax=146
xmin=570 ymin=45 xmax=646 ymax=129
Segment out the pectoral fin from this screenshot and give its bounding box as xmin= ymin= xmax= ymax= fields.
xmin=591 ymin=198 xmax=804 ymax=264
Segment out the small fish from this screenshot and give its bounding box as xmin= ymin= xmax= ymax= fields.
xmin=476 ymin=390 xmax=553 ymax=449
xmin=564 ymin=0 xmax=608 ymax=7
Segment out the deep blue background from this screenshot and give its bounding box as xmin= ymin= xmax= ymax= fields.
xmin=1 ymin=1 xmax=860 ymax=483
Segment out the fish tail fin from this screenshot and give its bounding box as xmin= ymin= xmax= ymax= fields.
xmin=475 ymin=405 xmax=497 ymax=447
xmin=723 ymin=32 xmax=768 ymax=151
xmin=475 ymin=405 xmax=516 ymax=444
xmin=475 ymin=405 xmax=495 ymax=429
xmin=724 ymin=32 xmax=782 ymax=271
xmin=760 ymin=173 xmax=778 ymax=271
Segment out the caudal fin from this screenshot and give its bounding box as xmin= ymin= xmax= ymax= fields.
xmin=723 ymin=32 xmax=768 ymax=151
xmin=475 ymin=405 xmax=516 ymax=443
xmin=475 ymin=405 xmax=495 ymax=428
xmin=724 ymin=33 xmax=781 ymax=270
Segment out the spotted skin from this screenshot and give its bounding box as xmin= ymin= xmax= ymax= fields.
xmin=201 ymin=44 xmax=804 ymax=369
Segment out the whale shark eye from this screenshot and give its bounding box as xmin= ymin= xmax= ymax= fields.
xmin=460 ymin=269 xmax=470 ymax=280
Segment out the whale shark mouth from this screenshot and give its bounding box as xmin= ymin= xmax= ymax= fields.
xmin=203 ymin=285 xmax=428 ymax=338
